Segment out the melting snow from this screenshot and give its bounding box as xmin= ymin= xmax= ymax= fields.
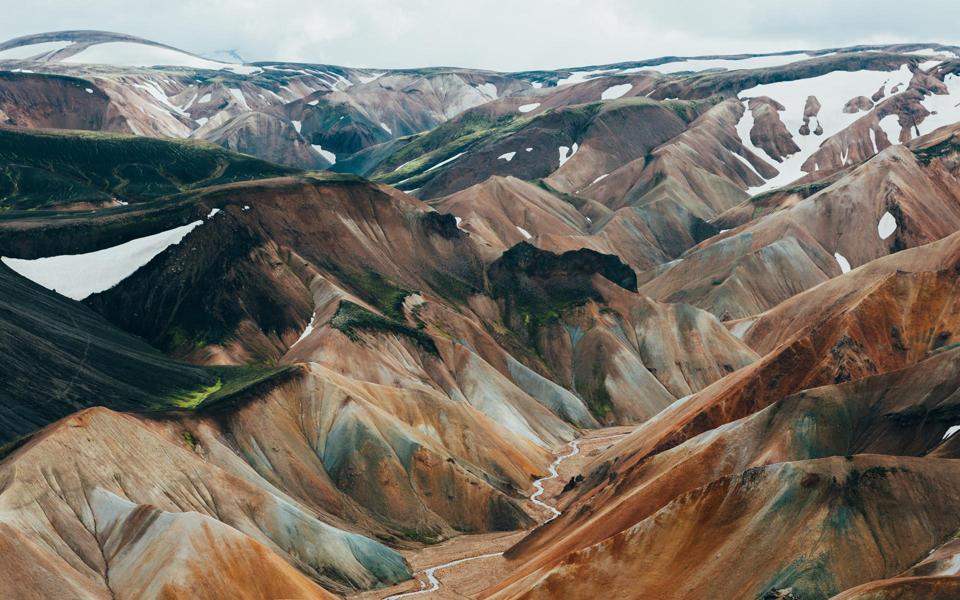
xmin=308 ymin=99 xmax=319 ymax=106
xmin=879 ymin=114 xmax=902 ymax=145
xmin=195 ymin=117 xmax=208 ymax=126
xmin=227 ymin=87 xmax=249 ymax=110
xmin=531 ymin=81 xmax=543 ymax=89
xmin=198 ymin=93 xmax=212 ymax=104
xmin=425 ymin=152 xmax=466 ymax=173
xmin=518 ymin=103 xmax=541 ymax=113
xmin=293 ymin=312 xmax=317 ymax=346
xmin=558 ymin=143 xmax=579 ymax=167
xmin=736 ymin=66 xmax=913 ymax=193
xmin=312 ymin=145 xmax=336 ymax=164
xmin=133 ymin=81 xmax=187 ymax=116
xmin=730 ymin=151 xmax=760 ymax=177
xmin=877 ymin=211 xmax=898 ymax=239
xmin=516 ymin=226 xmax=532 ymax=239
xmin=916 ymin=73 xmax=960 ymax=136
xmin=834 ymin=252 xmax=851 ymax=273
xmin=601 ymin=83 xmax=633 ymax=100
xmin=498 ymin=151 xmax=517 ymax=162
xmin=2 ymin=221 xmax=203 ymax=300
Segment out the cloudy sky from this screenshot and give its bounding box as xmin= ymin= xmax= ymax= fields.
xmin=3 ymin=0 xmax=959 ymax=70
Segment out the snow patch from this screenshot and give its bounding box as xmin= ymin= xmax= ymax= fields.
xmin=591 ymin=173 xmax=609 ymax=185
xmin=227 ymin=87 xmax=249 ymax=110
xmin=312 ymin=145 xmax=336 ymax=165
xmin=944 ymin=425 xmax=960 ymax=440
xmin=916 ymin=73 xmax=960 ymax=137
xmin=293 ymin=312 xmax=316 ymax=347
xmin=730 ymin=150 xmax=760 ymax=177
xmin=518 ymin=102 xmax=541 ymax=113
xmin=291 ymin=120 xmax=302 ymax=133
xmin=84 ymin=87 xmax=94 ymax=94
xmin=2 ymin=221 xmax=203 ymax=301
xmin=557 ymin=69 xmax=614 ymax=86
xmin=879 ymin=114 xmax=902 ymax=145
xmin=380 ymin=122 xmax=392 ymax=134
xmin=558 ymin=143 xmax=579 ymax=168
xmin=516 ymin=226 xmax=532 ymax=239
xmin=133 ymin=81 xmax=186 ymax=116
xmin=834 ymin=252 xmax=851 ymax=273
xmin=206 ymin=208 xmax=221 ymax=218
xmin=425 ymin=152 xmax=466 ymax=173
xmin=877 ymin=211 xmax=898 ymax=240
xmin=198 ymin=93 xmax=212 ymax=104
xmin=498 ymin=151 xmax=517 ymax=162
xmin=601 ymin=83 xmax=633 ymax=100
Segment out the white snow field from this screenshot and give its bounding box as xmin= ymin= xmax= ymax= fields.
xmin=62 ymin=41 xmax=259 ymax=74
xmin=736 ymin=66 xmax=913 ymax=193
xmin=2 ymin=221 xmax=204 ymax=301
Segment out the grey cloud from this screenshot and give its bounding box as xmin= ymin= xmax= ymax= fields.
xmin=2 ymin=0 xmax=958 ymax=70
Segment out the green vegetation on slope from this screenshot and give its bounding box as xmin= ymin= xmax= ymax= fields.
xmin=0 ymin=127 xmax=299 ymax=210
xmin=331 ymin=300 xmax=438 ymax=355
xmin=373 ymin=110 xmax=531 ymax=186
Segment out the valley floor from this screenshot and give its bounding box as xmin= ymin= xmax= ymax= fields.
xmin=349 ymin=427 xmax=636 ymax=600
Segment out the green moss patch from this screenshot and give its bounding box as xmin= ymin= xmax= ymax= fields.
xmin=331 ymin=300 xmax=438 ymax=355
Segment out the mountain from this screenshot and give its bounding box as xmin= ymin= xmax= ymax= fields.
xmin=2 ymin=31 xmax=960 ymax=599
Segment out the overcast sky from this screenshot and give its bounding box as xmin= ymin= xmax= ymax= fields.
xmin=3 ymin=0 xmax=959 ymax=70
